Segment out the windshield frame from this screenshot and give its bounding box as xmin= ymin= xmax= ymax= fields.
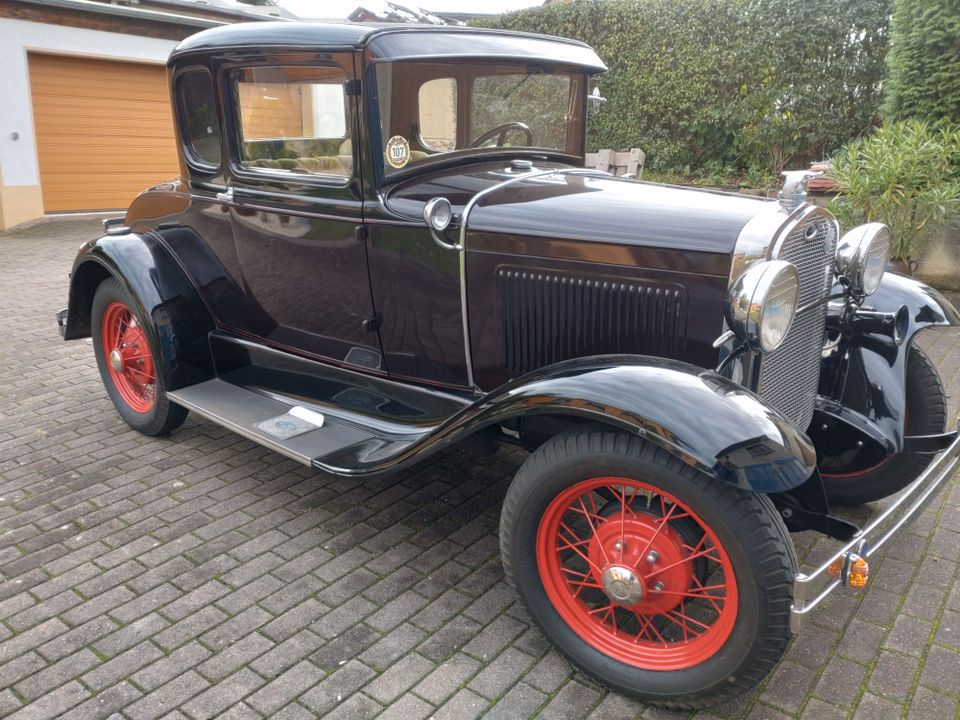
xmin=365 ymin=58 xmax=589 ymax=187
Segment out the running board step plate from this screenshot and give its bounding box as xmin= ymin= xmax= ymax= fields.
xmin=168 ymin=379 xmax=372 ymax=466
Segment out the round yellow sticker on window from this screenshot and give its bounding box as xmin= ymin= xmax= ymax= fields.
xmin=386 ymin=135 xmax=410 ymax=168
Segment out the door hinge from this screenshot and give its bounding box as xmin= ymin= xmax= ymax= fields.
xmin=362 ymin=311 xmax=382 ymax=333
xmin=355 ymin=224 xmax=369 ymax=242
xmin=345 ymin=79 xmax=361 ymax=96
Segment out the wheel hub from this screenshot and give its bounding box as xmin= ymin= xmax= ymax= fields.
xmin=109 ymin=349 xmax=124 ymax=372
xmin=601 ymin=565 xmax=644 ymax=605
xmin=587 ymin=511 xmax=694 ymax=613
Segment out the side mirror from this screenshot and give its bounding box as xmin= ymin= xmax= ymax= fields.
xmin=588 ymin=86 xmax=607 ymax=111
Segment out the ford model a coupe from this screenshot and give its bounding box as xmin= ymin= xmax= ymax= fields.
xmin=57 ymin=23 xmax=960 ymax=706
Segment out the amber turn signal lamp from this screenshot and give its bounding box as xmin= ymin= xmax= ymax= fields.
xmin=848 ymin=555 xmax=869 ymax=589
xmin=827 ymin=557 xmax=843 ymax=577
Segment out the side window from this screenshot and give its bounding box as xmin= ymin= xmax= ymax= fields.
xmin=418 ymin=78 xmax=457 ymax=151
xmin=177 ymin=68 xmax=221 ymax=168
xmin=233 ymin=65 xmax=351 ymax=178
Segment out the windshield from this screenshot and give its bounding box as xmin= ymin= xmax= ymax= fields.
xmin=374 ymin=61 xmax=586 ymax=174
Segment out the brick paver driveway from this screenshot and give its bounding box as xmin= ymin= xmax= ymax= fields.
xmin=2 ymin=218 xmax=960 ymax=720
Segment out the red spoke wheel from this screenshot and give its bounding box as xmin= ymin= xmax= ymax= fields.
xmin=101 ymin=301 xmax=157 ymax=413
xmin=91 ymin=278 xmax=187 ymax=436
xmin=500 ymin=429 xmax=796 ymax=708
xmin=537 ymin=477 xmax=737 ymax=670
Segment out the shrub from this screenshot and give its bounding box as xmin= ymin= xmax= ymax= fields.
xmin=828 ymin=121 xmax=960 ymax=260
xmin=884 ymin=0 xmax=960 ymax=124
xmin=476 ymin=0 xmax=891 ymax=175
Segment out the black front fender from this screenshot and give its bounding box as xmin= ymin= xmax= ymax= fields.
xmin=321 ymin=355 xmax=818 ymax=492
xmin=820 ymin=272 xmax=960 ymax=453
xmin=63 ymin=231 xmax=215 ymax=391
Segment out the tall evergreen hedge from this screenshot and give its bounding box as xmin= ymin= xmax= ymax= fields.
xmin=884 ymin=0 xmax=960 ymax=124
xmin=476 ymin=0 xmax=891 ymax=174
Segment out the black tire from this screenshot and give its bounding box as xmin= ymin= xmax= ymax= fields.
xmin=821 ymin=345 xmax=946 ymax=506
xmin=500 ymin=428 xmax=796 ymax=708
xmin=91 ymin=277 xmax=187 ymax=436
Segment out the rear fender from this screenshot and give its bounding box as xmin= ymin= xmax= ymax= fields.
xmin=322 ymin=355 xmax=818 ymax=492
xmin=63 ymin=231 xmax=215 ymax=391
xmin=819 ymin=272 xmax=960 ymax=453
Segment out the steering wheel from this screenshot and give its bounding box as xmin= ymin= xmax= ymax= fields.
xmin=468 ymin=122 xmax=534 ymax=148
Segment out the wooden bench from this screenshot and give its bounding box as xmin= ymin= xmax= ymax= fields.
xmin=585 ymin=148 xmax=645 ymax=178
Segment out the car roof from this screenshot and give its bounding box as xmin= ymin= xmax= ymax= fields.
xmin=169 ymin=22 xmax=607 ymax=73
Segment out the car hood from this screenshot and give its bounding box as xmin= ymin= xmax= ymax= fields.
xmin=384 ymin=161 xmax=774 ymax=274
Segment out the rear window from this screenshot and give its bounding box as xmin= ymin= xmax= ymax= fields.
xmin=232 ymin=65 xmax=352 ymax=179
xmin=176 ymin=68 xmax=221 ymax=169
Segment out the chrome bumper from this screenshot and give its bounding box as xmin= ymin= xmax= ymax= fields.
xmin=791 ymin=421 xmax=960 ymax=633
xmin=56 ymin=307 xmax=68 ymax=337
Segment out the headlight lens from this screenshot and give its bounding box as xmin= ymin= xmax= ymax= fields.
xmin=836 ymin=223 xmax=889 ymax=296
xmin=726 ymin=260 xmax=800 ymax=352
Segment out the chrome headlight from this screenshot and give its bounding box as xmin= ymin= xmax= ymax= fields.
xmin=836 ymin=223 xmax=889 ymax=296
xmin=726 ymin=260 xmax=800 ymax=352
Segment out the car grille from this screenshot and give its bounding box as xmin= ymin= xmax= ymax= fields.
xmin=757 ymin=213 xmax=837 ymax=429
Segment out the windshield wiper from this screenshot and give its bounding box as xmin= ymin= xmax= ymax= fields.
xmin=502 ymin=71 xmax=535 ymax=101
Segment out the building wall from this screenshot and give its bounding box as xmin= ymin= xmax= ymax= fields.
xmin=0 ymin=18 xmax=177 ymax=229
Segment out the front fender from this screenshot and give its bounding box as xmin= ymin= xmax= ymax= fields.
xmin=321 ymin=355 xmax=818 ymax=492
xmin=826 ymin=272 xmax=960 ymax=451
xmin=63 ymin=231 xmax=215 ymax=391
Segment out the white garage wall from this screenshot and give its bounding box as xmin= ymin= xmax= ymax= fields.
xmin=0 ymin=18 xmax=177 ymax=188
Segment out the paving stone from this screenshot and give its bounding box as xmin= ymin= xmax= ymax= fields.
xmin=4 ymin=680 xmax=90 ymax=720
xmin=374 ymin=692 xmax=435 ymax=720
xmin=124 ymin=670 xmax=209 ymax=720
xmin=181 ymin=668 xmax=266 ymax=720
xmin=919 ymin=644 xmax=960 ymax=695
xmin=760 ymin=660 xmax=817 ymax=714
xmin=484 ymin=681 xmax=548 ymax=720
xmin=413 ymin=652 xmax=482 ymax=705
xmin=14 ymin=647 xmax=99 ymax=700
xmin=883 ymin=613 xmax=933 ymax=656
xmin=245 ymin=659 xmax=323 ymax=716
xmin=909 ymin=686 xmax=959 ymax=720
xmin=837 ymin=618 xmax=887 ymax=664
xmin=298 ymin=660 xmax=376 ymax=715
xmin=866 ymin=650 xmax=918 ymax=701
xmin=852 ymin=691 xmax=903 ymax=720
xmin=82 ymin=641 xmax=166 ymax=691
xmin=524 ymin=650 xmax=573 ymax=695
xmin=196 ymin=631 xmax=274 ymax=682
xmin=467 ymin=647 xmax=536 ymax=700
xmin=814 ymin=655 xmax=868 ymax=708
xmin=131 ymin=642 xmax=213 ymax=692
xmin=432 ymin=687 xmax=490 ymax=720
xmin=365 ymin=652 xmax=435 ymax=704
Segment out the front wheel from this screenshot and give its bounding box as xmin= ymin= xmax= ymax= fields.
xmin=500 ymin=429 xmax=796 ymax=708
xmin=92 ymin=277 xmax=187 ymax=436
xmin=820 ymin=345 xmax=946 ymax=506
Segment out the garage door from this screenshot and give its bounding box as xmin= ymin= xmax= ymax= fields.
xmin=28 ymin=53 xmax=180 ymax=212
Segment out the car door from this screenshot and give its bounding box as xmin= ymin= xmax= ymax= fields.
xmin=222 ymin=56 xmax=384 ymax=372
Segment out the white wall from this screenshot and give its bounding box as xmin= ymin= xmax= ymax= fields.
xmin=0 ymin=18 xmax=178 ymax=187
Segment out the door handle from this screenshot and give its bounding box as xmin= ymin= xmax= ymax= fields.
xmin=216 ymin=186 xmax=235 ymax=204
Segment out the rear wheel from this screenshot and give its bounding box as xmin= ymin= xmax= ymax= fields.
xmin=92 ymin=277 xmax=187 ymax=436
xmin=820 ymin=345 xmax=946 ymax=506
xmin=500 ymin=429 xmax=796 ymax=708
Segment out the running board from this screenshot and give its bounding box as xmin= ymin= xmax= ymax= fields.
xmin=167 ymin=379 xmax=374 ymax=466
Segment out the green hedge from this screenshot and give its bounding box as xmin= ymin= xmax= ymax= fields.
xmin=476 ymin=0 xmax=891 ymax=175
xmin=884 ymin=0 xmax=960 ymax=125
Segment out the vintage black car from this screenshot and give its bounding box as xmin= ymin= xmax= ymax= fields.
xmin=57 ymin=22 xmax=960 ymax=707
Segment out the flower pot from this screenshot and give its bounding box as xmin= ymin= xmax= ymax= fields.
xmin=887 ymin=258 xmax=919 ymax=275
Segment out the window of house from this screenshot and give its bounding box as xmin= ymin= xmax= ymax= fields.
xmin=232 ymin=65 xmax=351 ymax=178
xmin=418 ymin=78 xmax=457 ymax=151
xmin=177 ymin=68 xmax=221 ymax=168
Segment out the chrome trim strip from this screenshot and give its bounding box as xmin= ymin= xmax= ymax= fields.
xmin=456 ymin=168 xmax=612 ymax=390
xmin=790 ymin=422 xmax=960 ymax=633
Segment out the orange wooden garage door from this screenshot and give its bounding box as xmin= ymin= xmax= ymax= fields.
xmin=28 ymin=53 xmax=180 ymax=212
